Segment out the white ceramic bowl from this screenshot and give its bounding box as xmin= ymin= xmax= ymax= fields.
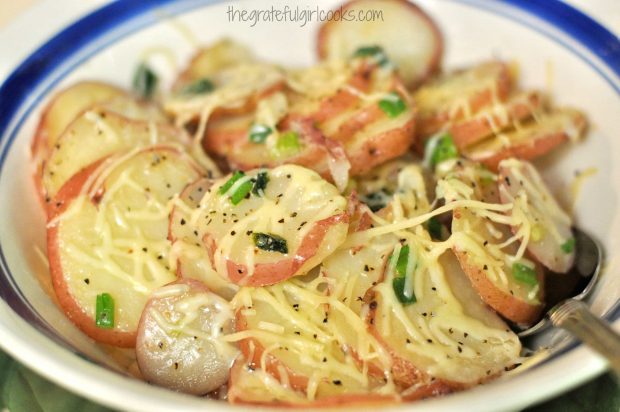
xmin=0 ymin=0 xmax=618 ymax=410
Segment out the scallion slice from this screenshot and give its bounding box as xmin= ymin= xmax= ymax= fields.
xmin=426 ymin=217 xmax=444 ymax=240
xmin=132 ymin=63 xmax=158 ymax=100
xmin=352 ymin=45 xmax=390 ymax=67
xmin=219 ymin=171 xmax=245 ymax=195
xmin=276 ymin=131 xmax=301 ymax=156
xmin=252 ymin=172 xmax=269 ymax=195
xmin=561 ymin=238 xmax=576 ymax=254
xmin=95 ymin=293 xmax=115 ymax=329
xmin=512 ymin=262 xmax=538 ymax=286
xmin=253 ymin=232 xmax=288 ymax=254
xmin=391 ymin=245 xmax=417 ymax=305
xmin=181 ymin=78 xmax=214 ymax=95
xmin=249 ymin=124 xmax=273 ymax=144
xmin=427 ymin=133 xmax=459 ymax=168
xmin=378 ymin=92 xmax=406 ymax=118
xmin=230 ymin=180 xmax=253 ymax=205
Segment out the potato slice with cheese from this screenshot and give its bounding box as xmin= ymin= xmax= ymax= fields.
xmin=136 ymin=279 xmax=238 ymax=395
xmin=196 ymin=165 xmax=349 ymax=286
xmin=462 ymin=108 xmax=587 ymax=171
xmin=173 ymin=38 xmax=255 ymax=91
xmin=227 ymin=356 xmax=398 ymax=406
xmin=317 ymin=0 xmax=443 ymax=87
xmin=498 ymin=158 xmax=575 ymax=273
xmin=369 ymin=239 xmax=522 ymax=390
xmin=47 ymin=147 xmax=203 ymax=347
xmin=42 ymin=110 xmax=190 ymax=201
xmin=415 ymin=61 xmax=512 ymax=140
xmin=205 ymin=61 xmax=416 ymax=186
xmin=438 ymin=160 xmax=544 ymax=324
xmin=232 ymin=279 xmax=395 ymax=400
xmin=449 ymin=90 xmax=545 ymax=149
xmin=169 ymin=179 xmax=239 ymax=300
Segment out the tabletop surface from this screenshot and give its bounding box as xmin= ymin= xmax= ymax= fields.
xmin=0 ymin=0 xmax=618 ymax=411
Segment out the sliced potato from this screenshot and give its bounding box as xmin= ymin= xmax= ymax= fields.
xmin=450 ymin=90 xmax=545 ymax=148
xmin=317 ymin=0 xmax=443 ymax=87
xmin=369 ymin=241 xmax=521 ymax=388
xmin=234 ymin=278 xmax=394 ymax=399
xmin=205 ymin=63 xmax=416 ymax=183
xmin=227 ymin=357 xmax=397 ymax=406
xmin=47 ymin=147 xmax=203 ymax=346
xmin=169 ymin=178 xmax=239 ymax=300
xmin=173 ymin=38 xmax=255 ymax=91
xmin=196 ymin=165 xmax=349 ymax=286
xmin=498 ymin=158 xmax=575 ymax=273
xmin=463 ymin=108 xmax=586 ymax=170
xmin=136 ymin=279 xmax=238 ymax=394
xmin=42 ymin=110 xmax=189 ymax=201
xmin=438 ymin=160 xmax=544 ymax=324
xmin=32 ymin=81 xmax=127 ymax=162
xmin=415 ymin=61 xmax=512 ymax=139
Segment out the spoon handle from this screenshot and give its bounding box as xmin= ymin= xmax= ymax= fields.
xmin=549 ymin=299 xmax=620 ymax=374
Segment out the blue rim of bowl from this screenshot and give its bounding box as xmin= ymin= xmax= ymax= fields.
xmin=0 ymin=0 xmax=618 ymax=388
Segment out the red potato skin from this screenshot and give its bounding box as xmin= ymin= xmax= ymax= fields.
xmin=451 ymin=247 xmax=544 ymax=325
xmin=204 ymin=213 xmax=349 ymax=286
xmin=316 ymin=0 xmax=444 ymax=88
xmin=417 ymin=63 xmax=513 ymax=141
xmin=227 ymin=357 xmax=399 ymax=407
xmin=468 ymin=132 xmax=567 ymax=172
xmin=450 ymin=92 xmax=544 ymax=149
xmin=366 ymin=299 xmax=461 ymax=396
xmin=47 ymin=160 xmax=137 ymax=348
xmin=235 ymin=310 xmax=310 ymax=391
xmin=47 ymin=146 xmax=198 ymax=347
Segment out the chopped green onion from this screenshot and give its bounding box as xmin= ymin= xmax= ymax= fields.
xmin=378 ymin=92 xmax=406 ymax=118
xmin=249 ymin=124 xmax=273 ymax=144
xmin=391 ymin=244 xmax=410 ymax=278
xmin=253 ymin=232 xmax=288 ymax=254
xmin=352 ymin=45 xmax=390 ymax=67
xmin=276 ymin=131 xmax=301 ymax=156
xmin=133 ymin=63 xmax=158 ymax=99
xmin=252 ymin=172 xmax=269 ymax=195
xmin=219 ymin=171 xmax=245 ymax=195
xmin=561 ymin=238 xmax=576 ymax=254
xmin=390 ymin=245 xmax=417 ymax=304
xmin=181 ymin=78 xmax=214 ymax=95
xmin=392 ymin=277 xmax=417 ymax=305
xmin=95 ymin=293 xmax=114 ymax=329
xmin=512 ymin=263 xmax=538 ymax=286
xmin=428 ymin=134 xmax=459 ymax=168
xmin=426 ymin=217 xmax=443 ymax=240
xmin=230 ymin=180 xmax=253 ymax=205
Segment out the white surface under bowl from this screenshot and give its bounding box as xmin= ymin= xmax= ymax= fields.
xmin=0 ymin=0 xmax=618 ymax=411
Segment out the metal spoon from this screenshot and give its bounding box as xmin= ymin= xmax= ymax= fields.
xmin=515 ymin=228 xmax=620 ymax=373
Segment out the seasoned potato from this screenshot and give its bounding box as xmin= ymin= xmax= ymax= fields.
xmin=415 ymin=61 xmax=512 ymax=140
xmin=169 ymin=178 xmax=239 ymax=300
xmin=449 ymin=90 xmax=545 ymax=148
xmin=439 ymin=160 xmax=544 ymax=324
xmin=195 ymin=165 xmax=349 ymax=286
xmin=463 ymin=108 xmax=587 ymax=171
xmin=42 ymin=110 xmax=190 ymax=201
xmin=204 ymin=61 xmax=416 ymax=186
xmin=317 ymin=0 xmax=443 ymax=87
xmin=368 ymin=242 xmax=522 ymax=390
xmin=233 ymin=278 xmax=394 ymax=399
xmin=47 ymin=147 xmax=203 ymax=346
xmin=136 ymin=279 xmax=238 ymax=395
xmin=498 ymin=158 xmax=575 ymax=273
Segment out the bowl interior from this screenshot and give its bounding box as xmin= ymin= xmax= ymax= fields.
xmin=0 ymin=0 xmax=618 ymax=410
